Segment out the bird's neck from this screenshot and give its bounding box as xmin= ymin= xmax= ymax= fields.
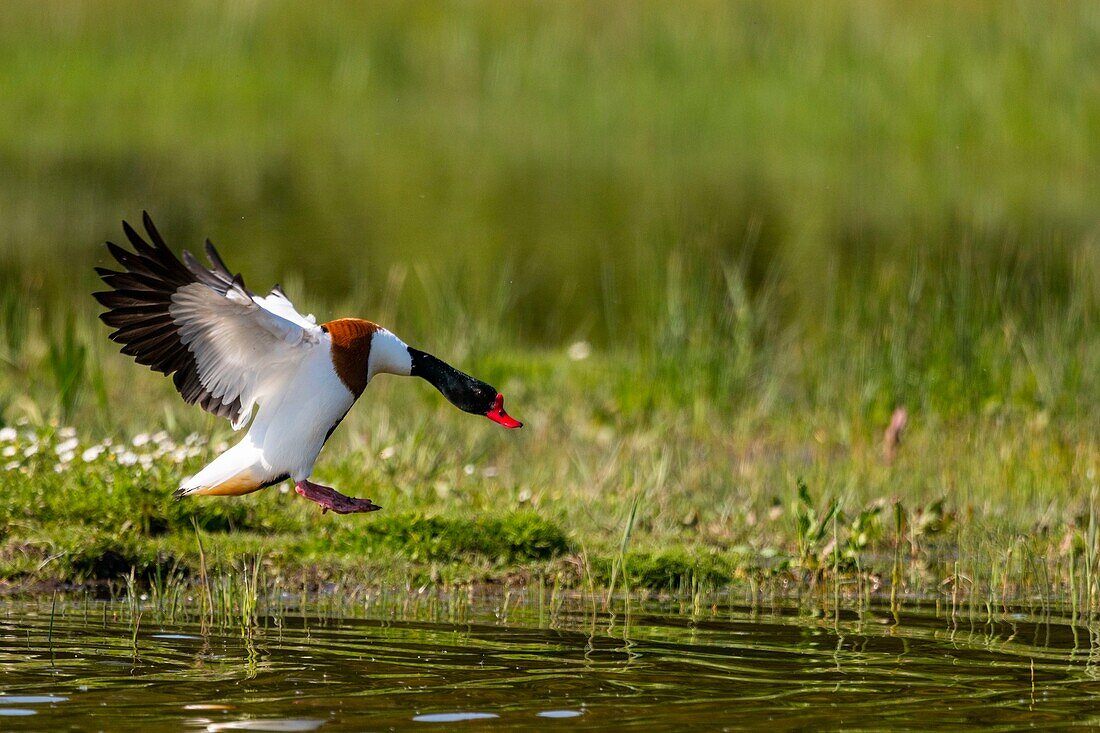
xmin=408 ymin=348 xmax=482 ymax=411
xmin=366 ymin=329 xmax=413 ymax=378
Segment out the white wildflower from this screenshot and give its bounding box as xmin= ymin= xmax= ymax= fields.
xmin=0 ymin=427 xmax=16 ymax=442
xmin=132 ymin=433 xmax=150 ymax=447
xmin=2 ymin=446 xmax=15 ymax=458
xmin=58 ymin=426 xmax=77 ymax=439
xmin=55 ymin=438 xmax=79 ymax=455
xmin=57 ymin=450 xmax=75 ymax=464
xmin=463 ymin=464 xmax=475 ymax=476
xmin=568 ymin=340 xmax=592 ymax=361
xmin=118 ymin=451 xmax=138 ymax=466
xmin=214 ymin=441 xmax=228 ymax=452
xmin=82 ymin=446 xmax=104 ymax=462
xmin=139 ymin=455 xmax=153 ymax=469
xmin=4 ymin=461 xmax=19 ymax=471
xmin=53 ymin=464 xmax=65 ymax=473
xmin=482 ymin=466 xmax=499 ymax=478
xmin=152 ymin=430 xmax=170 ymax=445
xmin=23 ymin=445 xmax=38 ymax=458
xmin=379 ymin=446 xmax=396 ymax=460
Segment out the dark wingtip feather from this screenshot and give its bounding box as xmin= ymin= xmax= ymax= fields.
xmin=93 ymin=214 xmax=251 ymax=426
xmin=92 ymin=292 xmax=117 ymax=311
xmin=121 ymin=219 xmax=146 ymax=248
xmin=181 ymin=249 xmax=202 ymax=272
xmin=204 ymin=239 xmax=236 ymax=280
xmin=104 ymin=242 xmax=129 ymax=264
xmin=142 ymin=211 xmax=169 ymax=249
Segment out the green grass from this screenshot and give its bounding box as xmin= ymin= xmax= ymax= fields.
xmin=0 ymin=2 xmax=1097 ymax=605
xmin=0 ymin=288 xmax=1095 ymax=606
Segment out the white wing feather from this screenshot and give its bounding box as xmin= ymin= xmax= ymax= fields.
xmin=254 ymin=286 xmax=318 ymax=330
xmin=169 ymin=280 xmax=322 ymax=430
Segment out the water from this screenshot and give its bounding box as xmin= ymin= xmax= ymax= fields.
xmin=3 ymin=595 xmax=1100 ymax=730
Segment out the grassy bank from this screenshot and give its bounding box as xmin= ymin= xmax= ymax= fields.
xmin=0 ymin=2 xmax=1098 ymax=604
xmin=1 ymin=259 xmax=1097 ymax=606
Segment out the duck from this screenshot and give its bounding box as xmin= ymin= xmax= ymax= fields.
xmin=93 ymin=213 xmax=522 ymax=514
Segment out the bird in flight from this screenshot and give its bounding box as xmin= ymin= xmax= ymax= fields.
xmin=93 ymin=213 xmax=522 ymax=514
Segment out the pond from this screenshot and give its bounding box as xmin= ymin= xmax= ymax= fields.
xmin=2 ymin=593 xmax=1100 ymax=730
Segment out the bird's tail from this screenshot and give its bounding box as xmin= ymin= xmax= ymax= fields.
xmin=175 ymin=443 xmax=267 ymax=497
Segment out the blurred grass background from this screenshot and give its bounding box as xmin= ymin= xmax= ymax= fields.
xmin=2 ymin=2 xmax=1097 ymax=338
xmin=0 ymin=1 xmax=1098 ymax=591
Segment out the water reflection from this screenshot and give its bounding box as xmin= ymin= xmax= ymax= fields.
xmin=412 ymin=713 xmax=499 ymax=722
xmin=536 ymin=710 xmax=583 ymax=718
xmin=206 ymin=721 xmax=327 ymax=732
xmin=2 ymin=596 xmax=1100 ymax=729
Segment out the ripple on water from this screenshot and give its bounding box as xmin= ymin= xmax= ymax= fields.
xmin=206 ymin=721 xmax=327 ymax=732
xmin=537 ymin=710 xmax=584 ymax=718
xmin=0 ymin=696 xmax=68 ymax=704
xmin=3 ymin=599 xmax=1100 ymax=730
xmin=413 ymin=713 xmax=500 ymax=723
xmin=151 ymin=633 xmax=202 ymax=640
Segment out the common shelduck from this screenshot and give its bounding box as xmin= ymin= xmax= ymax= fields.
xmin=93 ymin=213 xmax=522 ymax=514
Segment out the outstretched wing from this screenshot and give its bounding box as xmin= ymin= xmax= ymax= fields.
xmin=93 ymin=212 xmax=322 ymax=430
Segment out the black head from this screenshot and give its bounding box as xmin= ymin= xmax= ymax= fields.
xmin=408 ymin=348 xmax=522 ymax=428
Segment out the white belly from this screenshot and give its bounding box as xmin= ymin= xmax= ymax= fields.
xmin=245 ymin=343 xmax=356 ymax=481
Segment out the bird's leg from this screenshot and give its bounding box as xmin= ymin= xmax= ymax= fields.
xmin=294 ymin=480 xmax=381 ymax=514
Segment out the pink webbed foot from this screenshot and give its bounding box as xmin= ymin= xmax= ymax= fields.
xmin=294 ymin=480 xmax=381 ymax=515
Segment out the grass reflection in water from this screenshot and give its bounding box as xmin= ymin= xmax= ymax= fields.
xmin=2 ymin=590 xmax=1100 ymax=730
